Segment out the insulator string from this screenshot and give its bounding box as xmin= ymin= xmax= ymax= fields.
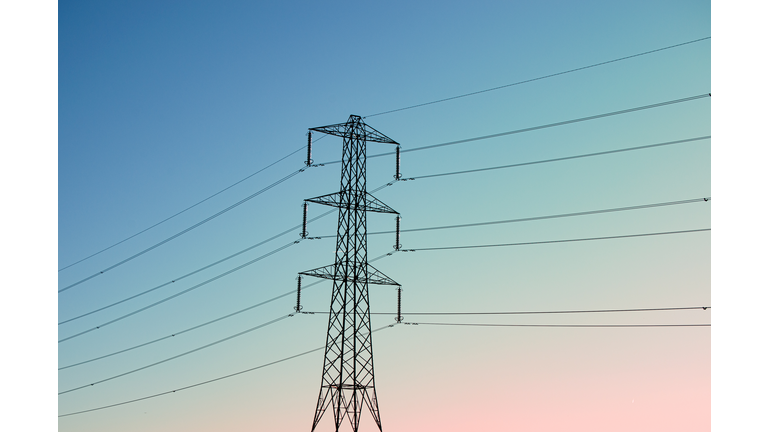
xmin=396 ymin=287 xmax=403 ymax=323
xmin=395 ymin=145 xmax=402 ymax=179
xmin=306 ymin=131 xmax=313 ymax=166
xmin=394 ymin=216 xmax=401 ymax=251
xmin=295 ymin=276 xmax=303 ymax=312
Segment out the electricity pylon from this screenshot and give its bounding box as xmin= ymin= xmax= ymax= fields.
xmin=299 ymin=115 xmax=400 ymax=431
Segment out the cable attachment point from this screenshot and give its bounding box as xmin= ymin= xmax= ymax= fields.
xmin=306 ymin=131 xmax=314 ymax=167
xmin=295 ymin=276 xmax=303 ymax=312
xmin=394 ymin=215 xmax=402 ymax=251
xmin=395 ymin=287 xmax=403 ymax=323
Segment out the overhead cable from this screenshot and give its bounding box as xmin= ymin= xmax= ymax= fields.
xmin=363 ymin=198 xmax=711 ymax=237
xmin=302 ymin=306 xmax=712 ymax=316
xmin=60 ymin=94 xmax=710 ymax=293
xmin=60 ymin=36 xmax=710 ymax=270
xmin=322 ymin=93 xmax=711 ymax=165
xmin=58 ymin=145 xmax=308 ymax=273
xmin=364 ymin=36 xmax=711 ymax=118
xmin=59 ymin=314 xmax=293 ymax=395
xmin=59 ymin=188 xmax=392 ymax=330
xmin=59 ymin=168 xmax=306 ymax=293
xmin=58 ymin=250 xmax=395 ymax=366
xmin=60 ymin=198 xmax=709 ymax=334
xmin=59 ymin=210 xmax=335 ymax=326
xmin=58 ymin=240 xmax=299 ymax=343
xmin=58 ymin=323 xmax=397 ymax=417
xmin=304 ymin=197 xmax=714 ymax=240
xmin=59 ymin=279 xmax=324 ymax=370
xmin=409 ymin=136 xmax=710 ymax=180
xmin=405 ymin=322 xmax=711 ymax=328
xmin=405 ymin=228 xmax=710 ymax=252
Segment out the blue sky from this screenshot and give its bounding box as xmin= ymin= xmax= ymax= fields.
xmin=52 ymin=2 xmax=718 ymax=431
xmin=4 ymin=0 xmax=758 ymax=430
xmin=3 ymin=0 xmax=762 ymax=430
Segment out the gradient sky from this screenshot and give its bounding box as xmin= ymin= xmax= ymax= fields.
xmin=58 ymin=1 xmax=711 ymax=431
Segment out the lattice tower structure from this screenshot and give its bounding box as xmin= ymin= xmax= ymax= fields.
xmin=300 ymin=115 xmax=400 ymax=431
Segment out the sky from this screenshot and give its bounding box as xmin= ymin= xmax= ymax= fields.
xmin=45 ymin=0 xmax=721 ymax=430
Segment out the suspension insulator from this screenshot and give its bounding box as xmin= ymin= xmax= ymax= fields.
xmin=394 ymin=146 xmax=402 ymax=179
xmin=395 ymin=287 xmax=402 ymax=323
xmin=306 ymin=131 xmax=313 ymax=166
xmin=295 ymin=276 xmax=303 ymax=312
xmin=301 ymin=202 xmax=308 ymax=239
xmin=394 ymin=216 xmax=401 ymax=251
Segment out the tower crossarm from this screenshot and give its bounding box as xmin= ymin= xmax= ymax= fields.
xmin=310 ymin=116 xmax=399 ymax=144
xmin=299 ymin=263 xmax=400 ymax=286
xmin=306 ymin=192 xmax=399 ymax=215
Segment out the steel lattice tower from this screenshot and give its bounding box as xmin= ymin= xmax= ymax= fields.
xmin=299 ymin=115 xmax=400 ymax=432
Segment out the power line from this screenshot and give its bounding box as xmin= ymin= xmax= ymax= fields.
xmin=405 ymin=322 xmax=711 ymax=328
xmin=59 ymin=184 xmax=392 ymax=330
xmin=302 ymin=306 xmax=712 ymax=316
xmin=364 ymin=36 xmax=711 ymax=118
xmin=409 ymin=136 xmax=710 ymax=180
xmin=358 ymin=137 xmax=710 ymax=210
xmin=58 ymin=240 xmax=299 ymax=343
xmin=322 ymin=93 xmax=711 ymax=165
xmin=59 ymin=197 xmax=710 ymax=334
xmin=397 ymin=94 xmax=711 ymax=155
xmin=315 ymin=195 xmax=713 ymax=243
xmin=58 ymin=209 xmax=336 ymax=326
xmin=365 ymin=197 xmax=711 ymax=236
xmin=59 ymin=168 xmax=305 ymax=293
xmin=403 ymin=228 xmax=710 ymax=252
xmin=58 ymin=226 xmax=710 ymax=366
xmin=58 ymin=251 xmax=395 ymax=365
xmin=57 ymin=308 xmax=711 ymax=415
xmin=59 ymin=279 xmax=325 ymax=370
xmin=59 ymin=93 xmax=710 ymax=294
xmin=58 ymin=145 xmax=309 ymax=273
xmin=59 ymin=314 xmax=293 ymax=396
xmin=58 ymin=323 xmax=397 ymax=417
xmin=64 ymin=202 xmax=700 ymax=343
xmin=59 ymin=37 xmax=710 ymax=271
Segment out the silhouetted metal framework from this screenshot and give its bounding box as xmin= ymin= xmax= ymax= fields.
xmin=300 ymin=115 xmax=400 ymax=432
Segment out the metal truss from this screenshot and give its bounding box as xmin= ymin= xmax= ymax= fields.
xmin=301 ymin=115 xmax=399 ymax=432
xmin=299 ymin=263 xmax=400 ymax=287
xmin=309 ymin=118 xmax=399 ymax=144
xmin=306 ymin=192 xmax=399 ymax=215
